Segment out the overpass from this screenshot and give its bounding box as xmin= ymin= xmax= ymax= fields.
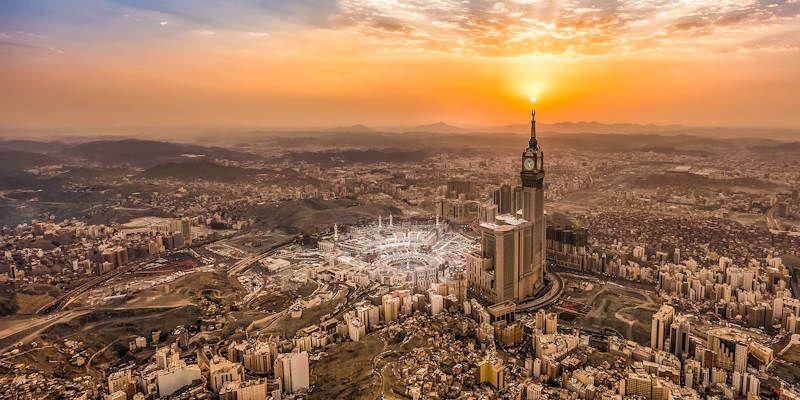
xmin=515 ymin=270 xmax=564 ymax=312
xmin=36 ymin=264 xmax=137 ymax=315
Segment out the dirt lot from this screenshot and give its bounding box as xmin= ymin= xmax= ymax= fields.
xmin=562 ymin=277 xmax=661 ymax=345
xmin=308 ymin=332 xmax=385 ymax=399
xmin=260 ymin=287 xmax=348 ymax=338
xmin=14 ymin=293 xmax=55 ymax=314
xmin=121 ymin=271 xmax=242 ymax=309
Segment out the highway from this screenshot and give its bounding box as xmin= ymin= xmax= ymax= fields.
xmin=0 ymin=310 xmax=89 ymax=354
xmin=36 ymin=264 xmax=137 ymax=315
xmin=516 ymin=270 xmax=564 ymax=312
xmin=226 ymin=236 xmax=299 ymax=275
xmin=37 ymin=234 xmax=299 ymax=315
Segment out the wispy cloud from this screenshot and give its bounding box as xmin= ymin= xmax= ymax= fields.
xmin=0 ymin=31 xmax=63 ymax=54
xmin=331 ymin=0 xmax=800 ymax=56
xmin=0 ymin=40 xmax=64 ymax=54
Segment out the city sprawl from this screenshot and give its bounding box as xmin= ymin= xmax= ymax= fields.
xmin=1 ymin=116 xmax=800 ymax=400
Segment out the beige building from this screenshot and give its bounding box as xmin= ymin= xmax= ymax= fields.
xmin=467 ymin=111 xmax=546 ymax=304
xmin=650 ymin=304 xmax=675 ymax=351
xmin=219 ymin=378 xmax=276 ymax=400
xmin=478 ymin=359 xmax=505 ymax=390
xmin=210 ymin=358 xmax=244 ymax=393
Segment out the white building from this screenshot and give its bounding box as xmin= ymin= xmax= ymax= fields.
xmin=430 ymin=293 xmax=443 ymax=315
xmin=348 ymin=318 xmax=366 ymax=342
xmin=154 ymin=363 xmax=202 ymax=398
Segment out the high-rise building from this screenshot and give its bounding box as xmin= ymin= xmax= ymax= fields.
xmin=274 ymin=351 xmax=309 ymax=394
xmin=108 ymin=369 xmax=135 ymax=398
xmin=624 ymin=373 xmax=652 ymax=398
xmin=209 ymin=358 xmax=244 ymax=393
xmin=348 ymin=318 xmax=365 ymax=342
xmin=219 ymin=378 xmax=272 ymax=400
xmin=467 ymin=111 xmax=546 ymax=304
xmin=478 ymin=359 xmax=505 ymax=389
xmin=181 ymin=218 xmax=192 ymax=246
xmin=707 ymin=327 xmax=750 ymax=373
xmin=534 ymin=309 xmax=558 ymax=334
xmin=382 ymin=294 xmax=400 ymax=323
xmin=430 ymin=293 xmax=444 ymax=315
xmin=651 ymin=304 xmax=675 ymax=351
xmin=493 ymin=184 xmax=514 ymax=214
xmin=669 ymin=314 xmax=691 ymax=359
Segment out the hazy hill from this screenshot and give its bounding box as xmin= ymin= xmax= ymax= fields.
xmin=284 ymin=148 xmax=432 ymax=166
xmin=329 ymin=124 xmax=374 ymax=133
xmin=0 ymin=140 xmax=70 ymax=154
xmin=0 ymin=150 xmax=61 ymax=171
xmin=475 ymin=122 xmax=800 ymax=140
xmin=60 ymin=139 xmax=259 ymax=166
xmin=141 ymin=160 xmax=257 ymax=182
xmin=250 ymin=198 xmax=401 ymax=234
xmin=408 ymin=122 xmax=467 ymax=133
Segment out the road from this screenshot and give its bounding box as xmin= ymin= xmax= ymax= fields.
xmin=227 ymin=237 xmax=298 ymax=275
xmin=766 ymin=205 xmax=781 ymax=231
xmin=36 ymin=264 xmax=138 ymax=314
xmin=516 ymin=270 xmax=564 ymax=312
xmin=0 ymin=310 xmax=89 ymax=354
xmin=36 ymin=233 xmax=247 ymax=315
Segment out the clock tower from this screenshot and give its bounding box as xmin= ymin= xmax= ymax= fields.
xmin=466 ymin=109 xmax=547 ymax=304
xmin=520 ymin=109 xmax=545 ymax=287
xmin=521 ymin=110 xmax=544 ymax=216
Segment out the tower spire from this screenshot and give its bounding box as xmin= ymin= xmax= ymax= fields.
xmin=529 ymin=109 xmax=538 ymax=149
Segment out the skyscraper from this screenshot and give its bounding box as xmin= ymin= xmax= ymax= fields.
xmin=467 ymin=111 xmax=546 ymax=304
xmin=669 ymin=314 xmax=691 ymax=359
xmin=651 ymin=304 xmax=675 ymax=351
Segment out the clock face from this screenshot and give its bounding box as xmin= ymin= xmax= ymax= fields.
xmin=523 ymin=157 xmax=535 ymax=171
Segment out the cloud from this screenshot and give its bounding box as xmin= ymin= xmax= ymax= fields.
xmin=0 ymin=31 xmax=63 ymax=54
xmin=0 ymin=40 xmax=63 ymax=54
xmin=331 ymin=0 xmax=800 ymax=57
xmin=189 ymin=29 xmax=215 ymax=36
xmin=160 ymin=20 xmax=169 ymax=26
xmin=248 ymin=31 xmax=270 ymax=38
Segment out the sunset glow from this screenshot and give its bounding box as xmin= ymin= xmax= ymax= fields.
xmin=1 ymin=0 xmax=799 ymax=131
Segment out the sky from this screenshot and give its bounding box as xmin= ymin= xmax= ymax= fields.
xmin=1 ymin=0 xmax=799 ymax=132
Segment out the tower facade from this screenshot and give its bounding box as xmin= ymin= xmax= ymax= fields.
xmin=466 ymin=110 xmax=547 ymax=304
xmin=520 ymin=110 xmax=546 ymax=289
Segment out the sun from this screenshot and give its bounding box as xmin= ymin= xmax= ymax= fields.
xmin=529 ymin=96 xmax=537 ymax=104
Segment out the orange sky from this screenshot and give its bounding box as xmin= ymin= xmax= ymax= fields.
xmin=1 ymin=0 xmax=799 ymax=132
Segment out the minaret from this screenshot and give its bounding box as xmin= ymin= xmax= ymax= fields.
xmin=379 ymin=215 xmax=383 ymax=228
xmin=333 ymin=223 xmax=339 ymax=242
xmin=389 ymin=214 xmax=393 ymax=227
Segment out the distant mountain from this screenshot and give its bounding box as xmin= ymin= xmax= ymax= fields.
xmin=0 ymin=140 xmax=70 ymax=154
xmin=328 ymin=124 xmax=374 ymax=133
xmin=485 ymin=122 xmax=800 ymax=140
xmin=140 ymin=160 xmax=257 ymax=182
xmin=540 ymin=133 xmax=736 ymax=155
xmin=408 ymin=122 xmax=467 ymax=134
xmin=751 ymin=141 xmax=800 ymax=159
xmin=0 ymin=149 xmax=61 ymax=171
xmin=60 ymin=139 xmax=259 ymax=166
xmin=250 ymin=198 xmax=401 ymax=234
xmin=284 ymin=148 xmax=432 ymax=165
